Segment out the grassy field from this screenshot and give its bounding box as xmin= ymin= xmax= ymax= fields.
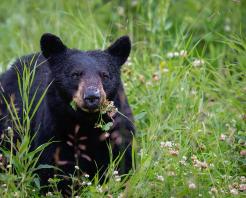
xmin=0 ymin=0 xmax=245 ymax=197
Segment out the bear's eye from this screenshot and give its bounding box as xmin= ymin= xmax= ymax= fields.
xmin=101 ymin=72 xmax=109 ymax=80
xmin=71 ymin=72 xmax=83 ymax=79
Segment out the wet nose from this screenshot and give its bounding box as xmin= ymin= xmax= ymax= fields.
xmin=84 ymin=86 xmax=100 ymax=109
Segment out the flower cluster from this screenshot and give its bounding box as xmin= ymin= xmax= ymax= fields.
xmin=160 ymin=141 xmax=179 ymax=156
xmin=179 ymin=156 xmax=187 ymax=166
xmin=191 ymin=155 xmax=208 ymax=169
xmin=167 ymin=50 xmax=188 ymax=59
xmin=100 ymin=100 xmax=118 ymax=118
xmin=192 ymin=59 xmax=205 ymax=67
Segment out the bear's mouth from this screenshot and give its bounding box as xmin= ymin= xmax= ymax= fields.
xmin=80 ymin=106 xmax=100 ymax=113
xmin=70 ymin=98 xmax=100 ymax=113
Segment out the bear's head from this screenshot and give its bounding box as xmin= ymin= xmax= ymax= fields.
xmin=40 ymin=33 xmax=131 ymax=113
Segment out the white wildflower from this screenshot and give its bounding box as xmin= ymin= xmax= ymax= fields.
xmin=127 ymin=61 xmax=133 ymax=66
xmin=230 ymin=188 xmax=238 ymax=195
xmin=167 ymin=50 xmax=187 ymax=59
xmin=167 ymin=52 xmax=175 ymax=58
xmin=113 ymin=170 xmax=119 ymax=175
xmin=157 ymin=175 xmax=164 ymax=181
xmin=46 ymin=192 xmax=53 ymax=196
xmin=179 ymin=50 xmax=188 ymax=57
xmin=210 ymin=163 xmax=215 ymax=168
xmin=96 ymin=185 xmax=103 ymax=193
xmin=191 ymin=155 xmax=208 ymax=169
xmin=169 ymin=149 xmax=179 ymax=156
xmin=82 ymin=181 xmax=86 ymax=185
xmin=192 ymin=59 xmax=205 ymax=67
xmin=240 ymin=176 xmax=246 ymax=183
xmin=160 ymin=141 xmax=173 ymax=148
xmin=138 ymin=149 xmax=143 ymax=156
xmin=7 ymin=164 xmax=12 ymax=169
xmin=84 ymin=174 xmax=89 ymax=178
xmin=174 ymin=52 xmax=179 ymax=57
xmin=167 ymin=171 xmax=176 ymax=176
xmin=115 ymin=175 xmax=121 ymax=182
xmin=219 ymin=134 xmax=227 ymax=141
xmin=179 ymin=156 xmax=187 ymax=165
xmin=188 ymin=182 xmax=196 ymax=189
xmin=7 ymin=126 xmax=12 ymax=131
xmin=210 ymin=187 xmax=218 ymax=194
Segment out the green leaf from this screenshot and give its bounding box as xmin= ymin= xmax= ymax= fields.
xmin=33 ymin=164 xmax=61 ymax=172
xmin=18 ymin=135 xmax=30 ymax=156
xmin=101 ymin=122 xmax=113 ymax=131
xmin=70 ymin=100 xmax=77 ymax=111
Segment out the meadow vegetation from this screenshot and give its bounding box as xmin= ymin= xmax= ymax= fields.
xmin=0 ymin=0 xmax=245 ymax=197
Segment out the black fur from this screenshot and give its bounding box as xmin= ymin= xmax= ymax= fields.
xmin=0 ymin=33 xmax=134 ymax=194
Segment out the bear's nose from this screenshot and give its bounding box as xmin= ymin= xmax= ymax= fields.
xmin=84 ymin=86 xmax=100 ymax=109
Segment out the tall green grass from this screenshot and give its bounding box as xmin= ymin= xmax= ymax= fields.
xmin=0 ymin=58 xmax=53 ymax=197
xmin=0 ymin=0 xmax=245 ymax=197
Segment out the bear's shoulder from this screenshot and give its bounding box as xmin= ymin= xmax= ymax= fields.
xmin=0 ymin=53 xmax=49 ymax=84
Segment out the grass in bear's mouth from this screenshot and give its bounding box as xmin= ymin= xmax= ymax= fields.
xmin=95 ymin=99 xmax=134 ymax=132
xmin=94 ymin=100 xmax=117 ymax=132
xmin=69 ymin=98 xmax=117 ymax=132
xmin=99 ymin=100 xmax=118 ymax=118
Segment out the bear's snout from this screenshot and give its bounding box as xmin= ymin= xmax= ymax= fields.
xmin=73 ymin=80 xmax=106 ymax=112
xmin=83 ymin=86 xmax=100 ymax=110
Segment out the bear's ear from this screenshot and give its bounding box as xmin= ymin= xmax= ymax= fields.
xmin=40 ymin=33 xmax=67 ymax=58
xmin=105 ymin=36 xmax=131 ymax=66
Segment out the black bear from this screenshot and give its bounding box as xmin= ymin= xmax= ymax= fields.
xmin=0 ymin=33 xmax=134 ymax=193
